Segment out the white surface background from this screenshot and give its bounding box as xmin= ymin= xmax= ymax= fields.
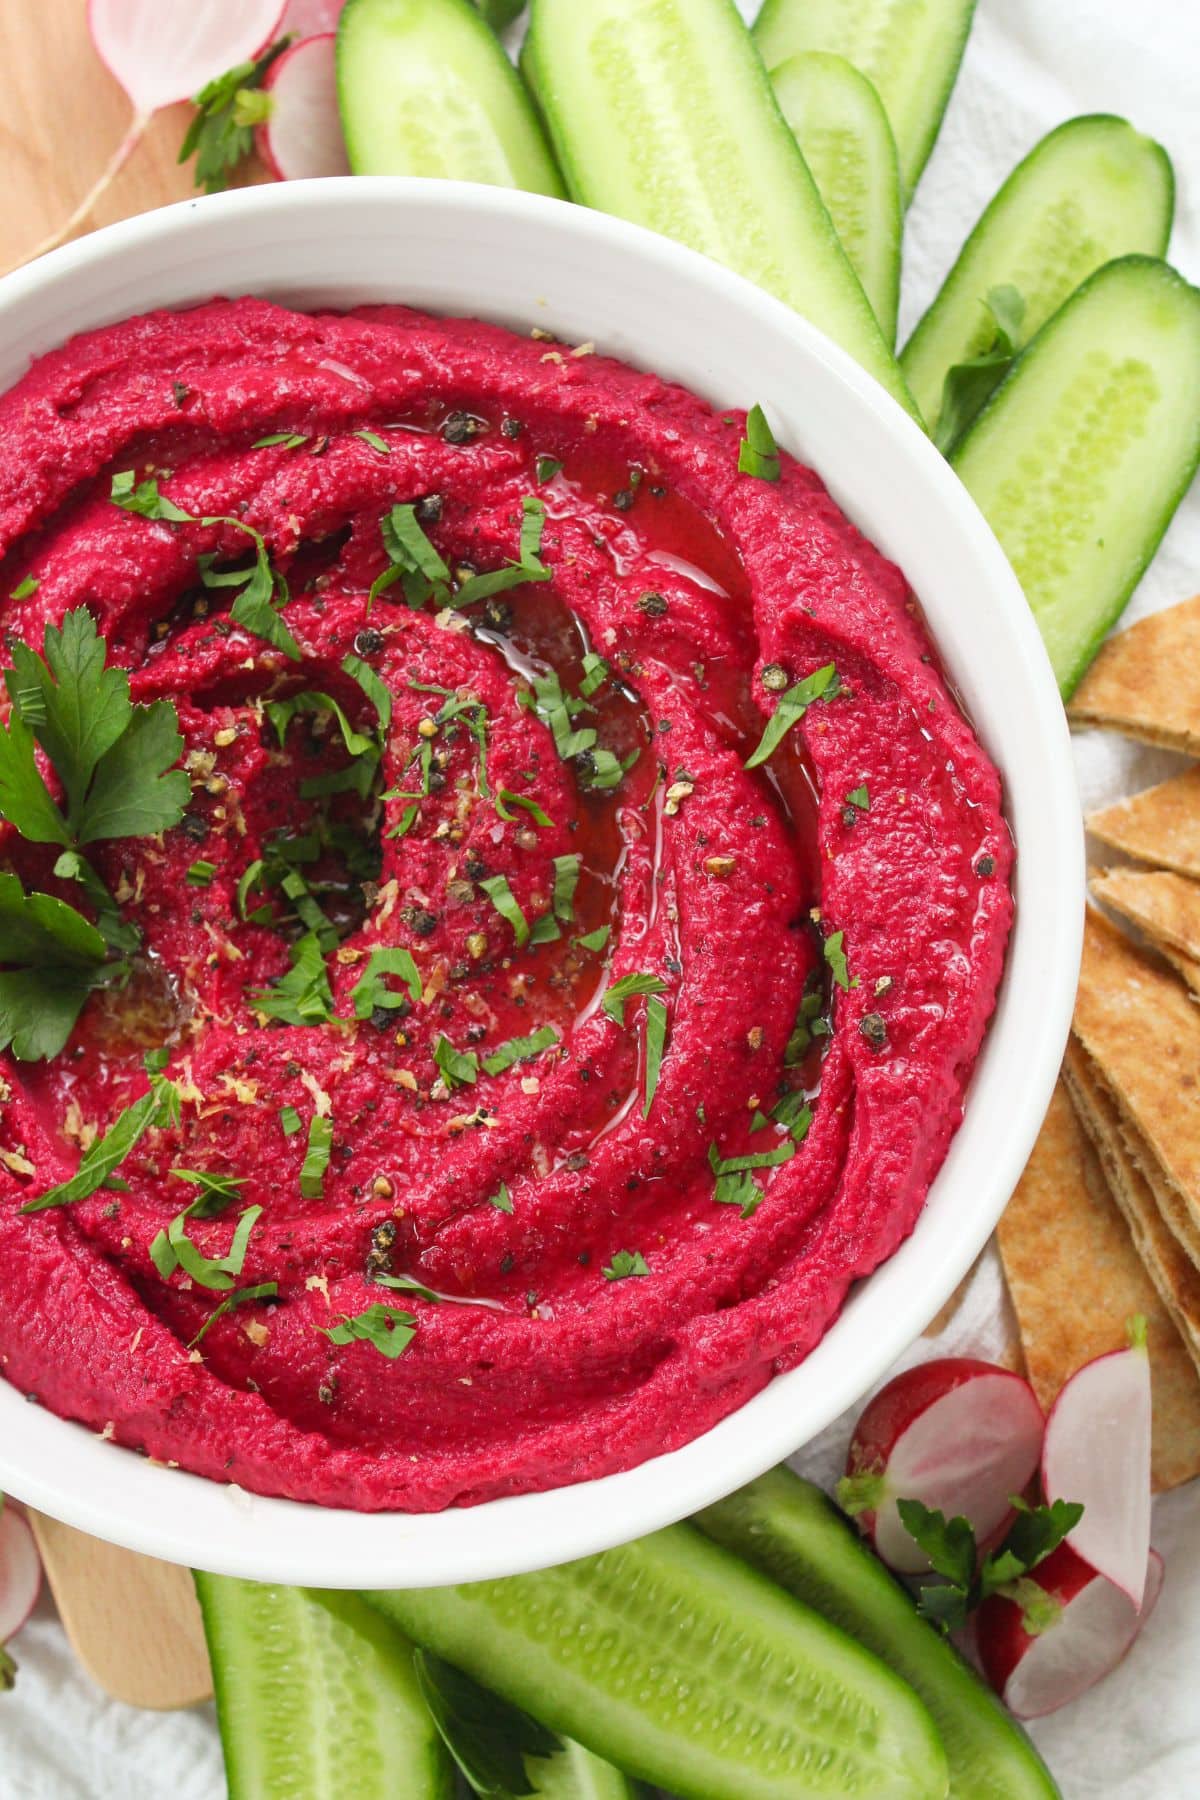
xmin=4 ymin=0 xmax=1200 ymax=1793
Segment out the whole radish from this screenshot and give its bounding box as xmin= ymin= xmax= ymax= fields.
xmin=977 ymin=1542 xmax=1163 ymax=1719
xmin=838 ymin=1358 xmax=1044 ymax=1573
xmin=1041 ymin=1317 xmax=1152 ymax=1608
xmin=13 ymin=0 xmax=285 ymax=269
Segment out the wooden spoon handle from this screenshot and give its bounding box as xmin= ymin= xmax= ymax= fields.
xmin=28 ymin=1512 xmax=213 ymax=1710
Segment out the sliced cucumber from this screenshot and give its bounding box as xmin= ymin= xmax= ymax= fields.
xmin=696 ymin=1468 xmax=1060 ymax=1800
xmin=366 ymin=1523 xmax=949 ymax=1800
xmin=193 ymin=1574 xmax=453 ymax=1800
xmin=771 ymin=51 xmax=902 ymax=343
xmin=336 ymin=0 xmax=564 ymax=193
xmin=901 ymin=114 xmax=1175 ymax=435
xmin=523 ymin=0 xmax=919 ymax=420
xmin=526 ymin=1736 xmax=647 ymax=1798
xmin=951 ymin=254 xmax=1200 ymax=697
xmin=754 ymin=0 xmax=975 ymax=198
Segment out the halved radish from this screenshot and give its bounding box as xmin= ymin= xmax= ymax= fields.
xmin=0 ymin=1505 xmax=41 ymax=1643
xmin=258 ymin=34 xmax=350 ymax=180
xmin=1041 ymin=1321 xmax=1151 ymax=1608
xmin=839 ymin=1358 xmax=1044 ymax=1574
xmin=977 ymin=1542 xmax=1163 ymax=1719
xmin=280 ymin=0 xmax=347 ymax=34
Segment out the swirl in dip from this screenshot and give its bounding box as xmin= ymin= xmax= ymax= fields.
xmin=0 ymin=299 xmax=1011 ymax=1510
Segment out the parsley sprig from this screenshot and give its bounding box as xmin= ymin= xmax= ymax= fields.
xmin=179 ymin=39 xmax=291 ymax=195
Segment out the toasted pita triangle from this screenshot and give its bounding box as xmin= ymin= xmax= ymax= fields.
xmin=1073 ymin=910 xmax=1200 ymax=1265
xmin=1091 ymin=867 xmax=1200 ymax=965
xmin=1060 ymin=1046 xmax=1200 ymax=1489
xmin=1088 ymin=766 xmax=1200 ymax=880
xmin=999 ymin=1077 xmax=1200 ymax=1488
xmin=1069 ymin=594 xmax=1200 ymax=752
xmin=1161 ymin=945 xmax=1200 ymax=1001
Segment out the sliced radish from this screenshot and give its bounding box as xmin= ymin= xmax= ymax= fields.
xmin=1041 ymin=1322 xmax=1152 ymax=1608
xmin=258 ymin=34 xmax=350 ymax=180
xmin=0 ymin=1506 xmax=41 ymax=1643
xmin=280 ymin=0 xmax=347 ymax=35
xmin=977 ymin=1543 xmax=1163 ymax=1719
xmin=89 ymin=0 xmax=287 ymax=118
xmin=840 ymin=1358 xmax=1044 ymax=1574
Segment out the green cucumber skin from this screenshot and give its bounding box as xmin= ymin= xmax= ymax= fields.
xmin=901 ymin=113 xmax=1175 ymax=430
xmin=754 ymin=0 xmax=976 ymax=198
xmin=771 ymin=50 xmax=902 ymax=343
xmin=524 ymin=0 xmax=921 ymax=422
xmin=696 ymin=1468 xmax=1060 ymax=1800
xmin=194 ymin=1574 xmax=453 ymax=1800
xmin=951 ymin=254 xmax=1200 ymax=698
xmin=366 ymin=1523 xmax=949 ymax=1800
xmin=526 ymin=1738 xmax=648 ymax=1799
xmin=336 ymin=0 xmax=564 ymax=194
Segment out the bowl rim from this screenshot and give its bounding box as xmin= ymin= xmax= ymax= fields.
xmin=0 ymin=177 xmax=1083 ymax=1586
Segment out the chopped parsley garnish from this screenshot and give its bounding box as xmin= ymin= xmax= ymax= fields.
xmin=0 ymin=606 xmax=192 ymax=1056
xmin=933 ymin=284 xmax=1025 ymax=454
xmin=377 ymin=504 xmax=452 ymax=610
xmin=354 ymin=429 xmax=391 ymax=454
xmin=349 ymin=946 xmax=422 ymax=1018
xmin=489 ymin=1183 xmax=513 ymax=1213
xmin=603 ymin=1249 xmax=650 ymax=1281
xmin=770 ymin=1091 xmax=813 ymax=1143
xmin=317 ymin=1303 xmax=417 ymax=1360
xmin=708 ymin=1139 xmax=795 ymax=1217
xmin=534 ymin=454 xmax=563 ymax=483
xmin=150 ymin=1200 xmax=262 ymax=1291
xmin=167 ymin=1167 xmax=247 ymax=1215
xmin=179 ymin=38 xmax=290 ymax=194
xmin=643 ymin=994 xmax=668 ymax=1118
xmin=267 ymin=689 xmax=375 ymax=760
xmin=823 ymin=929 xmax=856 ymax=991
xmin=737 ymin=404 xmax=781 ymax=481
xmin=251 ymin=932 xmax=335 ymax=1026
xmin=477 ymin=873 xmax=529 ymax=946
xmin=846 ymin=785 xmax=870 ymax=812
xmin=10 ymin=576 xmax=38 ymax=600
xmin=712 ymin=1168 xmax=764 ymax=1219
xmin=481 ymin=1026 xmax=560 ymax=1077
xmin=495 ymin=788 xmax=553 ymax=827
xmin=745 ymin=663 xmax=838 ymax=769
xmin=191 ymin=1281 xmax=279 ymax=1349
xmin=341 ymin=652 xmax=393 ymax=737
xmin=602 ymin=972 xmax=668 ymax=1025
xmin=785 ymin=981 xmax=829 ymax=1064
xmin=578 ymin=652 xmax=609 ymax=699
xmin=551 ymin=852 xmax=581 ymax=922
xmin=186 ymin=859 xmax=217 ymax=886
xmin=299 ymin=1114 xmax=333 ymax=1200
xmin=279 ymin=1105 xmax=302 ymax=1138
xmin=433 ymin=1035 xmax=480 ymax=1089
xmin=252 ymin=432 xmax=308 ymax=450
xmin=22 ymin=1049 xmax=180 ymax=1212
xmin=455 ymin=496 xmax=551 ymax=606
xmin=576 ymin=924 xmax=611 ymax=953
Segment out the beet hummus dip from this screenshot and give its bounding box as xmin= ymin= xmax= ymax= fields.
xmin=0 ymin=299 xmax=1012 ymax=1511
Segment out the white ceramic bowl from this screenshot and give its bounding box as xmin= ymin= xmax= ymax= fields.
xmin=0 ymin=179 xmax=1082 ymax=1587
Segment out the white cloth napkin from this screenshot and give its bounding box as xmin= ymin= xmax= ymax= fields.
xmin=4 ymin=2 xmax=1199 ymax=1793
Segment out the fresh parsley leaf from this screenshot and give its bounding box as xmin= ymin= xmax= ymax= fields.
xmin=267 ymin=689 xmax=375 ymax=760
xmin=178 ymin=39 xmax=291 ymax=195
xmin=576 ymin=924 xmax=611 ymax=954
xmin=481 ymin=1027 xmax=559 ymax=1077
xmin=745 ymin=663 xmax=838 ymax=769
xmin=151 ymin=1200 xmax=262 ymax=1292
xmin=414 ymin=1648 xmax=562 ymax=1798
xmin=75 ymin=700 xmax=191 ymax=842
xmin=252 ymin=432 xmax=308 ymax=450
xmin=455 ymin=496 xmax=552 ymax=607
xmin=823 ymin=929 xmax=855 ymax=992
xmin=250 ymin=932 xmax=335 ymax=1026
xmin=434 ymin=1035 xmax=480 ymax=1089
xmin=551 ymin=852 xmax=580 ymax=922
xmin=578 ymin=652 xmax=609 ymax=699
xmin=168 ymin=1167 xmax=246 ymax=1217
xmin=534 ymin=454 xmax=563 ymax=483
xmin=478 ymin=873 xmax=529 ymax=946
xmin=603 ymin=1249 xmax=650 ymax=1281
xmin=378 ymin=504 xmax=452 ymax=610
xmin=317 ymin=1303 xmax=417 ymax=1360
xmin=187 ymin=859 xmax=216 ymax=886
xmin=22 ymin=1051 xmax=180 ymax=1211
xmin=713 ymin=1167 xmax=765 ymax=1217
xmin=602 ymin=972 xmax=668 ymax=1025
xmin=10 ymin=576 xmax=38 ymax=600
xmin=489 ymin=1183 xmax=513 ymax=1213
xmin=495 ymin=789 xmax=553 ymax=827
xmin=737 ymin=404 xmax=781 ymax=481
xmin=897 ymin=1499 xmax=978 ymax=1590
xmin=279 ymin=1105 xmax=302 ymax=1138
xmin=349 ymin=946 xmax=422 ymax=1018
xmin=354 ymin=429 xmax=391 ymax=455
xmin=341 ymin=653 xmax=393 ymax=737
xmin=978 ymin=1496 xmax=1084 ymax=1599
xmin=110 ymin=469 xmax=192 ymax=521
xmin=190 ymin=1281 xmax=278 ymax=1349
xmin=894 ymin=1492 xmax=1085 ymax=1636
xmin=933 ymin=285 xmax=1026 ymax=454
xmin=643 ymin=993 xmax=668 ymax=1118
xmin=300 ymin=1114 xmax=333 ymax=1200
xmin=770 ymin=1090 xmax=813 ymax=1143
xmin=846 ymin=785 xmax=870 ymax=811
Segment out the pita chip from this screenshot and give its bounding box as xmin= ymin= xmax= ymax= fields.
xmin=1069 ymin=594 xmax=1200 ymax=753
xmin=1073 ymin=910 xmax=1200 ymax=1270
xmin=1091 ymin=866 xmax=1200 ymax=968
xmin=1057 ymin=1048 xmax=1200 ymax=1488
xmin=1088 ymin=766 xmax=1200 ymax=881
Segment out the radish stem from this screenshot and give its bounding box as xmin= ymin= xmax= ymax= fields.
xmin=10 ymin=112 xmax=150 ymax=271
